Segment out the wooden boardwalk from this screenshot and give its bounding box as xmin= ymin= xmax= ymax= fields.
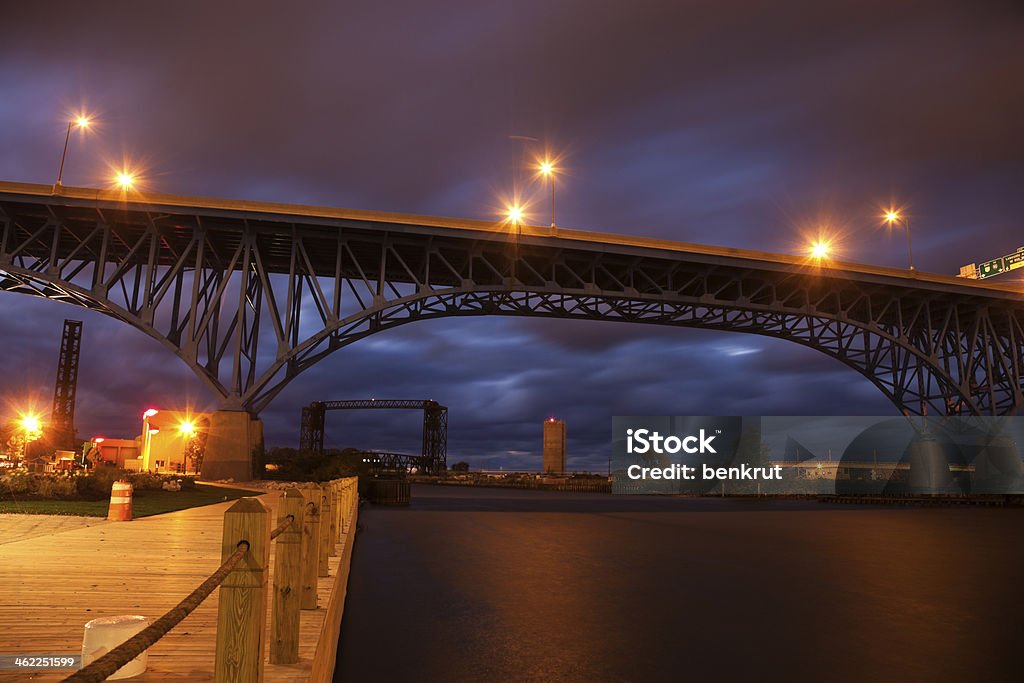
xmin=0 ymin=491 xmax=355 ymax=682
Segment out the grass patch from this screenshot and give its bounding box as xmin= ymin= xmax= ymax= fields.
xmin=0 ymin=483 xmax=260 ymax=517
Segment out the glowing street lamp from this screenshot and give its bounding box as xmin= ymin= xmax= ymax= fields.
xmin=178 ymin=420 xmax=197 ymax=438
xmin=504 ymin=203 xmax=528 ymax=249
xmin=883 ymin=208 xmax=915 ymax=271
xmin=17 ymin=413 xmax=42 ymax=459
xmin=115 ymin=171 xmax=136 ymax=190
xmin=808 ymin=239 xmax=832 ymax=261
xmin=506 ymin=204 xmax=524 ymax=226
xmin=503 ymin=203 xmax=527 ymax=280
xmin=538 ymin=159 xmax=557 ymax=229
xmin=20 ymin=414 xmax=41 ymax=434
xmin=55 ymin=114 xmax=92 ymax=188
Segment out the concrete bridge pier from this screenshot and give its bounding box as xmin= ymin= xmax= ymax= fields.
xmin=908 ymin=435 xmax=954 ymax=493
xmin=202 ymin=410 xmax=264 ymax=481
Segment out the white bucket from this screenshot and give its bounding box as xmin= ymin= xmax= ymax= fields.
xmin=81 ymin=615 xmax=150 ymax=679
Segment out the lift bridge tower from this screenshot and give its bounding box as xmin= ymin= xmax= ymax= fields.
xmin=50 ymin=319 xmax=83 ymax=450
xmin=299 ymin=399 xmax=448 ymax=473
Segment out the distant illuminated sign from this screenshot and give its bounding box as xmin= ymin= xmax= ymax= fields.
xmin=960 ymin=246 xmax=1024 ymax=280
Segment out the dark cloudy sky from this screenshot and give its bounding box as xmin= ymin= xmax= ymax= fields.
xmin=1 ymin=1 xmax=1022 ymax=470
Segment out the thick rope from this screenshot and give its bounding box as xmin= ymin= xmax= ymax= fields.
xmin=269 ymin=513 xmax=296 ymax=540
xmin=64 ymin=512 xmax=298 ymax=682
xmin=62 ymin=541 xmax=250 ymax=683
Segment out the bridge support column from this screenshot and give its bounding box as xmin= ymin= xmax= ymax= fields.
xmin=202 ymin=410 xmax=264 ymax=481
xmin=908 ymin=435 xmax=954 ymax=493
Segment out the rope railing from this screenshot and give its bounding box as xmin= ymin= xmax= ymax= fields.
xmin=60 ymin=478 xmax=358 ymax=683
xmin=62 ymin=540 xmax=251 ymax=683
xmin=269 ymin=513 xmax=296 ymax=540
xmin=63 ymin=512 xmax=297 ymax=683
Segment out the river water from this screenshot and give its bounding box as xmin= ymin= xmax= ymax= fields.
xmin=336 ymin=485 xmax=1023 ymax=682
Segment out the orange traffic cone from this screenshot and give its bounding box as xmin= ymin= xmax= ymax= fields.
xmin=107 ymin=480 xmax=134 ymax=521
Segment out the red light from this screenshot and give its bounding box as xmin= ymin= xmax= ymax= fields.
xmin=93 ymin=437 xmax=105 ymax=443
xmin=143 ymin=408 xmax=159 ymax=418
xmin=148 ymin=428 xmax=160 ymax=435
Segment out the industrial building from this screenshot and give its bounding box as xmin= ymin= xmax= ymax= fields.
xmin=88 ymin=410 xmax=208 ymax=473
xmin=91 ymin=438 xmax=140 ymax=467
xmin=543 ymin=418 xmax=566 ymax=474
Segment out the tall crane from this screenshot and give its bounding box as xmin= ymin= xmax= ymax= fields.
xmin=50 ymin=319 xmax=83 ymax=450
xmin=959 ymin=246 xmax=1024 ymax=280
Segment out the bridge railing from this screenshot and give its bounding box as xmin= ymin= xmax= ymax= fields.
xmin=63 ymin=477 xmax=360 ymax=683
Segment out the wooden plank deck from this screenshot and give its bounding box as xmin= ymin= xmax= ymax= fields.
xmin=0 ymin=491 xmax=354 ymax=682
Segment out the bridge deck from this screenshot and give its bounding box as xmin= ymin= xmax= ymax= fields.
xmin=1 ymin=180 xmax=1020 ymax=298
xmin=0 ymin=491 xmax=349 ymax=682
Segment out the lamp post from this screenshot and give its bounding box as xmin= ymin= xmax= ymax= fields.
xmin=141 ymin=408 xmax=158 ymax=470
xmin=179 ymin=420 xmax=198 ymax=474
xmin=147 ymin=428 xmax=160 ymax=470
xmin=55 ymin=115 xmax=91 ymax=189
xmin=884 ymin=210 xmax=915 ymax=271
xmin=18 ymin=414 xmax=42 ymax=460
xmin=506 ymin=204 xmax=524 ymax=237
xmin=506 ymin=204 xmax=524 ymax=279
xmin=538 ymin=160 xmax=556 ymax=229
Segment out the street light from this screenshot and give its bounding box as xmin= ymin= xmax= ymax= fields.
xmin=538 ymin=159 xmax=557 ymax=229
xmin=17 ymin=413 xmax=42 ymax=459
xmin=55 ymin=114 xmax=92 ymax=188
xmin=504 ymin=203 xmax=527 ymax=280
xmin=883 ymin=209 xmax=915 ymax=271
xmin=20 ymin=414 xmax=41 ymax=434
xmin=808 ymin=239 xmax=832 ymax=261
xmin=141 ymin=408 xmax=159 ymax=470
xmin=178 ymin=420 xmax=197 ymax=438
xmin=115 ymin=171 xmax=136 ymax=190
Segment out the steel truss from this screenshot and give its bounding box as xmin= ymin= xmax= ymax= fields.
xmin=1 ymin=186 xmax=1022 ymax=418
xmin=355 ymin=450 xmax=434 ymax=473
xmin=300 ymin=399 xmax=447 ymax=473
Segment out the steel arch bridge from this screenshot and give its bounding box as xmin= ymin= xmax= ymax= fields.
xmin=1 ymin=181 xmax=1023 ymax=476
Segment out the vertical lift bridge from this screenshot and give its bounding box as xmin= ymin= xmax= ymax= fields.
xmin=299 ymin=399 xmax=448 ymax=473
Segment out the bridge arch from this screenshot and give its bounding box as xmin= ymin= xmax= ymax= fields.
xmin=0 ymin=265 xmax=239 ymax=402
xmin=246 ymin=284 xmax=980 ymax=416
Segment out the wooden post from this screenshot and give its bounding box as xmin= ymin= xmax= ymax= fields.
xmin=342 ymin=481 xmax=350 ymax=532
xmin=270 ymin=488 xmax=304 ymax=665
xmin=348 ymin=479 xmax=357 ymax=531
xmin=215 ymin=497 xmax=271 ymax=683
xmin=342 ymin=480 xmax=353 ymax=533
xmin=328 ymin=481 xmax=339 ymax=557
xmin=300 ymin=485 xmax=320 ymax=610
xmin=334 ymin=481 xmax=343 ymax=541
xmin=318 ymin=483 xmax=331 ymax=577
